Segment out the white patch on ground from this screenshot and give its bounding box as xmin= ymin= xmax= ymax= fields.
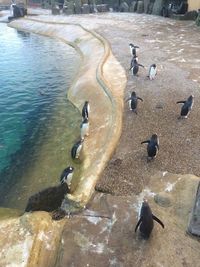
xmin=162 ymin=171 xmax=168 ymax=177
xmin=74 ymin=232 xmax=106 ymax=254
xmin=133 ymin=188 xmax=156 ymax=219
xmin=2 ymin=235 xmax=33 ymax=267
xmin=38 ymin=231 xmax=51 ymax=250
xmin=86 ymin=216 xmax=102 ymax=225
xmin=165 ymin=182 xmax=177 ymax=192
xmin=109 ymin=258 xmax=118 ymax=266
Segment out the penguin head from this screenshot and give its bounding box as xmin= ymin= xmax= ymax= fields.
xmin=129 ymin=43 xmax=134 ymax=48
xmin=152 ymin=64 xmax=156 ymax=68
xmin=60 ymin=166 xmax=74 ymax=186
xmin=151 ymin=133 xmax=158 ymax=139
xmin=141 ymin=200 xmax=152 ymax=216
xmin=85 ymin=100 xmax=89 ymax=106
xmin=188 ymin=95 xmax=194 ymax=101
xmin=131 ymin=91 xmax=136 ymax=97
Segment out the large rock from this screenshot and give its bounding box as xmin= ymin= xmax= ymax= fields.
xmin=144 ymin=0 xmax=150 ymax=13
xmin=82 ymin=3 xmax=90 ymax=13
xmin=152 ymin=0 xmax=164 ymax=15
xmin=63 ymin=1 xmax=75 ymax=14
xmin=129 ymin=1 xmax=138 ymax=12
xmin=196 ymin=12 xmax=200 ymax=26
xmin=97 ymin=4 xmax=109 ymax=12
xmin=74 ymin=0 xmax=82 ymax=14
xmin=137 ymin=0 xmax=144 ymax=13
xmin=119 ymin=1 xmax=129 ymax=12
xmin=0 ymin=212 xmax=65 ymax=267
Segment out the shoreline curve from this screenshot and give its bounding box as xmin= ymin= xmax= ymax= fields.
xmin=9 ymin=17 xmax=127 ymax=206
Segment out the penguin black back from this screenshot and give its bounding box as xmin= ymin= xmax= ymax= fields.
xmin=71 ymin=139 xmax=84 ymax=159
xmin=135 ymin=201 xmax=164 ymax=239
xmin=82 ymin=101 xmax=89 ymax=120
xmin=129 ymin=43 xmax=139 ymax=57
xmin=141 ymin=134 xmax=159 ymax=159
xmin=176 ymin=95 xmax=194 ymax=118
xmin=126 ymin=91 xmax=143 ymax=113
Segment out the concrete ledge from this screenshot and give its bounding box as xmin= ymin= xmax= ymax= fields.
xmin=9 ymin=17 xmax=127 ymax=206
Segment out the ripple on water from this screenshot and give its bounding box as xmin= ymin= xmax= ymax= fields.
xmin=0 ymin=24 xmax=82 ymax=211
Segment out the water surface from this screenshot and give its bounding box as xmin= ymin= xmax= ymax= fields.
xmin=0 ymin=24 xmax=82 ymax=210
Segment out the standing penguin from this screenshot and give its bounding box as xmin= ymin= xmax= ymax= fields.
xmin=141 ymin=134 xmax=159 ymax=160
xmin=25 ymin=166 xmax=74 ymax=212
xmin=148 ymin=64 xmax=157 ymax=80
xmin=130 ymin=58 xmax=145 ymax=76
xmin=176 ymin=95 xmax=194 ymax=119
xmin=81 ymin=117 xmax=89 ymax=139
xmin=126 ymin=91 xmax=143 ymax=114
xmin=71 ymin=138 xmax=84 ymax=159
xmin=129 ymin=43 xmax=139 ymax=57
xmin=82 ymin=101 xmax=90 ymax=120
xmin=60 ymin=166 xmax=74 ymax=188
xmin=135 ymin=200 xmax=164 ymax=239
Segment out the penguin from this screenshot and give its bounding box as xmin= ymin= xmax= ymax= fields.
xmin=141 ymin=134 xmax=159 ymax=160
xmin=60 ymin=166 xmax=74 ymax=187
xmin=176 ymin=95 xmax=194 ymax=119
xmin=135 ymin=200 xmax=164 ymax=239
xmin=81 ymin=117 xmax=89 ymax=139
xmin=130 ymin=58 xmax=145 ymax=76
xmin=130 ymin=56 xmax=138 ymax=70
xmin=126 ymin=91 xmax=143 ymax=114
xmin=25 ymin=166 xmax=74 ymax=212
xmin=148 ymin=64 xmax=157 ymax=80
xmin=129 ymin=43 xmax=139 ymax=57
xmin=71 ymin=138 xmax=84 ymax=159
xmin=82 ymin=101 xmax=90 ymax=120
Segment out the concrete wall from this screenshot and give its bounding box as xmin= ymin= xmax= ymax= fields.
xmin=188 ymin=0 xmax=200 ymax=11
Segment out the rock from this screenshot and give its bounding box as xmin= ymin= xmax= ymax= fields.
xmin=152 ymin=0 xmax=164 ymax=15
xmin=130 ymin=1 xmax=138 ymax=12
xmin=82 ymin=3 xmax=90 ymax=13
xmin=196 ymin=11 xmax=200 ymax=26
xmin=147 ymin=1 xmax=154 ymax=14
xmin=144 ymin=0 xmax=150 ymax=13
xmin=119 ymin=1 xmax=129 ymax=12
xmin=97 ymin=4 xmax=109 ymax=12
xmin=74 ymin=0 xmax=82 ymax=14
xmin=171 ymin=11 xmax=198 ymax=21
xmin=52 ymin=5 xmax=60 ymax=15
xmin=63 ymin=1 xmax=75 ymax=14
xmin=154 ymin=192 xmax=172 ymax=207
xmin=137 ymin=0 xmax=144 ymax=13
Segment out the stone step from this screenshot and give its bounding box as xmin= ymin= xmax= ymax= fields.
xmin=188 ymin=181 xmax=200 ymax=237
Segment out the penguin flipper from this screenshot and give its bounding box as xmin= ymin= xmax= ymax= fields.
xmin=176 ymin=101 xmax=186 ymax=104
xmin=126 ymin=97 xmax=132 ymax=102
xmin=139 ymin=64 xmax=145 ymax=68
xmin=135 ymin=217 xmax=142 ymax=232
xmin=137 ymin=97 xmax=143 ymax=102
xmin=141 ymin=140 xmax=150 ymax=145
xmin=152 ymin=215 xmax=164 ymax=228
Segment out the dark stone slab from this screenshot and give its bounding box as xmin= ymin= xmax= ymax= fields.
xmin=82 ymin=3 xmax=90 ymax=13
xmin=188 ymin=181 xmax=200 ymax=237
xmin=171 ymin=10 xmax=198 ymax=21
xmin=97 ymin=4 xmax=109 ymax=12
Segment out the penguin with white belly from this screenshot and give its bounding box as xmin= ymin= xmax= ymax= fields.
xmin=81 ymin=117 xmax=89 ymax=139
xmin=126 ymin=91 xmax=143 ymax=114
xmin=148 ymin=64 xmax=157 ymax=80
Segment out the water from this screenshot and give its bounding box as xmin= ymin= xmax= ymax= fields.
xmin=0 ymin=24 xmax=82 ymax=210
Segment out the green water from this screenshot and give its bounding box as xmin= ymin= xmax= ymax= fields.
xmin=0 ymin=24 xmax=82 ymax=211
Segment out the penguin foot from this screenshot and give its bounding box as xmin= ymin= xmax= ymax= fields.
xmin=52 ymin=208 xmax=66 ymax=220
